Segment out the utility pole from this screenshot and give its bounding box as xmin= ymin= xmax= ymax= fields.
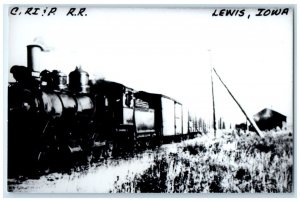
xmin=209 ymin=50 xmax=217 ymax=138
xmin=211 ymin=67 xmax=217 ymax=138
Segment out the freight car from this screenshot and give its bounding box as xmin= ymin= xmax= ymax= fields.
xmin=7 ymin=44 xmax=201 ymax=177
xmin=134 ymin=91 xmax=198 ymax=143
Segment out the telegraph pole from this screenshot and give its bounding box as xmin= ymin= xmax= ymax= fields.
xmin=208 ymin=50 xmax=217 ymax=138
xmin=211 ymin=68 xmax=217 ymax=138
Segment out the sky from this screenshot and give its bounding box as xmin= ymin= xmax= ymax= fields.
xmin=7 ymin=6 xmax=294 ymax=127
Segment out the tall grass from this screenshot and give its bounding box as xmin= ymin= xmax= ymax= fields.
xmin=110 ymin=131 xmax=293 ymax=193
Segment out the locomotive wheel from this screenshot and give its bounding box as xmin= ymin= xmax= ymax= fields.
xmin=99 ymin=148 xmax=106 ymax=160
xmin=36 ymin=150 xmax=51 ymax=175
xmin=86 ymin=152 xmax=93 ymax=164
xmin=132 ymin=131 xmax=139 ymax=150
xmin=106 ymin=141 xmax=114 ymax=158
xmin=144 ymin=140 xmax=150 ymax=147
xmin=91 ymin=147 xmax=106 ymax=162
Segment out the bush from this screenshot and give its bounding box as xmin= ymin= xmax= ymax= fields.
xmin=110 ymin=131 xmax=293 ymax=193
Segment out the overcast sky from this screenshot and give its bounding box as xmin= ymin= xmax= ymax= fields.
xmin=8 ymin=6 xmax=293 ymax=127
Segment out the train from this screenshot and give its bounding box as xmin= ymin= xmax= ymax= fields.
xmin=8 ymin=44 xmax=201 ymax=177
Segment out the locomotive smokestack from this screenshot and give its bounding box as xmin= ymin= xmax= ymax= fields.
xmin=27 ymin=44 xmax=46 ymax=73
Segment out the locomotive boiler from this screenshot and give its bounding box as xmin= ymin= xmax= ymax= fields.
xmin=8 ymin=44 xmax=201 ymax=177
xmin=8 ymin=45 xmax=96 ymax=176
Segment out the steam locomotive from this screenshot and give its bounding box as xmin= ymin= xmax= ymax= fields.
xmin=8 ymin=45 xmax=200 ymax=177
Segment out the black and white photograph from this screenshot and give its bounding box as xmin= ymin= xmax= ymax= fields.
xmin=4 ymin=4 xmax=294 ymax=194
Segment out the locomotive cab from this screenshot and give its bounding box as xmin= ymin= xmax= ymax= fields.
xmin=91 ymin=80 xmax=136 ymax=148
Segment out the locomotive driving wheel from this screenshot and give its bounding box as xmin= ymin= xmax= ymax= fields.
xmin=106 ymin=141 xmax=114 ymax=158
xmin=36 ymin=149 xmax=51 ymax=174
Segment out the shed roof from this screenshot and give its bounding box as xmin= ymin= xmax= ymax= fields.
xmin=253 ymin=108 xmax=286 ymax=130
xmin=253 ymin=108 xmax=286 ymax=122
